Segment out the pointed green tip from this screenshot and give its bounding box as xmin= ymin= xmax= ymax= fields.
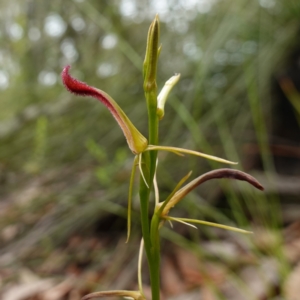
xmin=143 ymin=15 xmax=160 ymax=93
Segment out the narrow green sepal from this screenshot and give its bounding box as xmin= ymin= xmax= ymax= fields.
xmin=145 ymin=145 xmax=238 ymax=165
xmin=126 ymin=156 xmax=138 ymax=243
xmin=164 ymin=216 xmax=253 ymax=234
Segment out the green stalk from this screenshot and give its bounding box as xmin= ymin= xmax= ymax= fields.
xmin=139 ymin=150 xmax=160 ymax=300
xmin=144 ymin=63 xmax=160 ymax=300
xmin=149 ymin=213 xmax=161 ymax=300
xmin=141 ymin=15 xmax=161 ymax=300
xmin=138 ymin=156 xmax=152 ymax=258
xmin=146 ymin=106 xmax=160 ymax=300
xmin=147 ymin=90 xmax=159 ymax=183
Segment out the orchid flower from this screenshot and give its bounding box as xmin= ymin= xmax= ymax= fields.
xmin=62 ymin=66 xmax=148 ymax=155
xmin=156 ymin=168 xmax=264 ymax=234
xmin=61 ymin=65 xmax=238 ymax=243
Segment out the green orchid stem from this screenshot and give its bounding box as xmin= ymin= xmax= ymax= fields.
xmin=146 ymin=88 xmax=159 ymax=181
xmin=139 ymin=150 xmax=161 ymax=300
xmin=145 ymin=73 xmax=161 ymax=300
xmin=149 ymin=213 xmax=161 ymax=300
xmin=142 ymin=101 xmax=160 ymax=300
xmin=143 ymin=86 xmax=160 ymax=300
xmin=139 ymin=152 xmax=151 ymax=255
xmin=141 ymin=14 xmax=161 ymax=300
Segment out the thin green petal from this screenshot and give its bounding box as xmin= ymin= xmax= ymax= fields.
xmin=146 ymin=145 xmax=238 ymax=164
xmin=165 ymin=216 xmax=253 ymax=234
xmin=126 ymin=156 xmax=138 ymax=243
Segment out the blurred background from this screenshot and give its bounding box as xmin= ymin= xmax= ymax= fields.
xmin=1 ymin=0 xmax=300 ymax=299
